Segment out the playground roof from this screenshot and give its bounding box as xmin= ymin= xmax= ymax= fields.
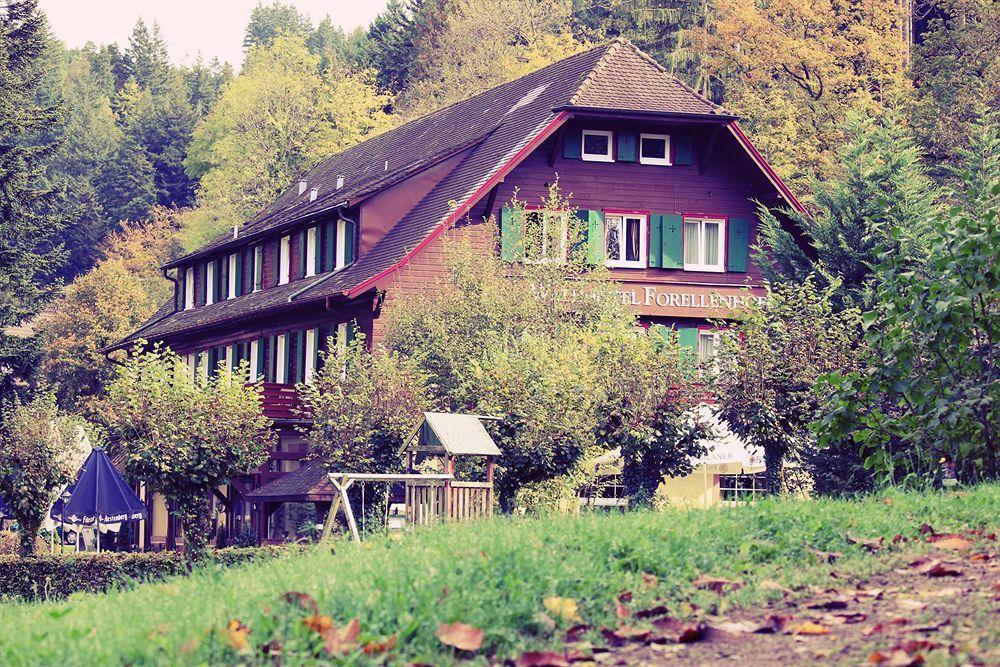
xmin=402 ymin=412 xmax=502 ymax=457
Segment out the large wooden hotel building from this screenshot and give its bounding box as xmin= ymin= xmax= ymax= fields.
xmin=114 ymin=40 xmax=808 ymax=548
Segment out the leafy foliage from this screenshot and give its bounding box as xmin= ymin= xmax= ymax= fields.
xmin=757 ymin=112 xmax=940 ymax=310
xmin=0 ymin=393 xmax=85 ymax=555
xmin=102 ymin=345 xmax=275 ymax=560
xmin=713 ymin=278 xmax=863 ymax=493
xmin=816 ymin=114 xmax=999 ymax=483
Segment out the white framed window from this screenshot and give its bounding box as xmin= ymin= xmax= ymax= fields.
xmin=639 ymin=133 xmax=671 ymax=166
xmin=249 ymin=339 xmax=260 ymax=382
xmin=205 ymin=261 xmax=215 ymax=305
xmin=581 ymin=130 xmax=614 ymax=162
xmin=227 ymin=253 xmax=237 ymax=299
xmin=253 ymin=245 xmax=263 ymax=292
xmin=275 ymin=334 xmax=287 ymax=383
xmin=335 ymin=220 xmax=349 ymax=269
xmin=183 ymin=268 xmax=195 ymax=310
xmin=304 ymin=328 xmax=317 ymax=383
xmin=524 ymin=209 xmax=569 ymax=264
xmin=683 ymin=217 xmax=726 ymax=272
xmin=305 ymin=226 xmax=318 ymax=277
xmin=698 ymin=330 xmax=719 ymax=362
xmin=224 ymin=344 xmax=235 ymax=374
xmin=719 ymin=473 xmax=767 ymax=505
xmin=279 ymin=235 xmax=291 ymax=285
xmin=604 ymin=213 xmax=647 ymax=268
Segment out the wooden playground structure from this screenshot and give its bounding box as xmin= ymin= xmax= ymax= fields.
xmin=314 ymin=412 xmax=500 ymax=542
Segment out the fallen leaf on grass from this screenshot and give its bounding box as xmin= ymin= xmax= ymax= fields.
xmin=544 ymin=597 xmax=582 ymax=622
xmin=634 ymin=605 xmax=670 ymax=620
xmin=896 ymin=597 xmax=929 ymax=611
xmin=909 ymin=619 xmax=950 ymax=633
xmin=323 ymin=618 xmax=360 ymax=656
xmin=787 ymin=621 xmax=830 ymax=635
xmin=224 ymin=619 xmax=251 ymax=652
xmin=514 ymin=651 xmax=570 ymax=667
xmin=808 ymin=597 xmax=849 ymax=611
xmin=600 ymin=625 xmax=651 ymax=645
xmin=363 ymin=635 xmax=397 ymax=655
xmin=692 ymin=575 xmax=743 ymax=594
xmin=828 ymin=612 xmax=867 ymax=624
xmin=857 ymin=587 xmax=884 ymax=599
xmin=650 ymin=617 xmax=709 ymax=643
xmin=714 ymin=615 xmax=787 ymax=635
xmin=615 ymin=602 xmax=630 ymax=621
xmin=806 ymin=547 xmax=842 ymax=563
xmin=848 ymin=535 xmax=885 ymax=553
xmin=863 ymin=623 xmax=884 ymax=637
xmin=641 ymin=572 xmax=658 ymax=588
xmin=970 ymin=552 xmax=992 ymax=562
xmin=918 ymin=561 xmax=963 ymax=578
xmin=929 ymin=536 xmax=971 ymax=551
xmin=435 ymin=622 xmax=483 ymax=652
xmin=918 ymin=524 xmax=935 ymax=537
xmin=302 ymin=614 xmax=333 ymax=634
xmin=869 ymin=649 xmax=925 ymax=666
xmin=564 ymin=624 xmax=591 ymax=642
xmin=284 ymin=591 xmax=318 ymax=613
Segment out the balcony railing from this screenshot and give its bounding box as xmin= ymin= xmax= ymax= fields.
xmin=257 ymin=382 xmax=304 ymax=421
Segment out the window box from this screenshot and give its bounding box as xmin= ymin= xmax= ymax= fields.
xmin=683 ymin=216 xmax=725 ymax=272
xmin=581 ymin=130 xmax=613 ymax=163
xmin=639 ymin=133 xmax=671 ymax=166
xmin=604 ymin=212 xmax=647 ymax=268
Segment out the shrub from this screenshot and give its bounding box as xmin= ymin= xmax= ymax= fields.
xmin=0 ymin=546 xmax=297 ymax=601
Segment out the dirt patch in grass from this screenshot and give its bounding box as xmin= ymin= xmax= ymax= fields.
xmin=550 ymin=530 xmax=998 ymax=667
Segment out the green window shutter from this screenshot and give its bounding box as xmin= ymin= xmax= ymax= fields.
xmin=344 ymin=221 xmax=356 ymax=264
xmin=648 ymin=214 xmax=663 ymax=268
xmin=323 ymin=220 xmax=335 ymax=271
xmin=297 ymin=230 xmax=306 ymax=278
xmin=235 ymin=252 xmax=244 ymax=297
xmin=727 ymin=218 xmax=750 ymax=273
xmin=295 ymin=330 xmax=306 ymax=382
xmin=311 ymin=326 xmax=321 ymax=371
xmin=266 ymin=335 xmax=277 ymax=382
xmin=207 ymin=347 xmax=217 ymax=377
xmin=313 ymin=226 xmax=322 ymax=274
xmin=674 ymin=134 xmax=694 ymax=166
xmin=345 ymin=321 xmax=356 ymax=346
xmin=562 ymin=129 xmax=581 ymax=159
xmin=255 ymin=337 xmax=266 ymax=378
xmin=283 ymin=334 xmax=293 ymax=383
xmin=677 ymin=326 xmax=699 ymax=351
xmin=499 ymin=207 xmax=525 ymax=261
xmin=216 ymin=258 xmax=226 ymax=303
xmin=573 ymin=209 xmax=604 ymax=265
xmin=617 ymin=131 xmax=638 ymax=162
xmin=662 ymin=214 xmax=684 ymax=269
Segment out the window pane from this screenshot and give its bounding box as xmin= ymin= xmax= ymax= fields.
xmin=684 ymin=221 xmax=700 ymax=265
xmin=641 ymin=137 xmax=666 ymax=160
xmin=605 ymin=216 xmax=621 ymax=260
xmin=698 ymin=333 xmax=716 ymax=361
xmin=703 ymin=222 xmax=720 ymax=265
xmin=583 ymin=133 xmax=609 ymax=156
xmin=625 ymin=217 xmax=641 ymax=262
xmin=525 ymin=211 xmax=542 ymax=259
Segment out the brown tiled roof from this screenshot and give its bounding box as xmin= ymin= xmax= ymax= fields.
xmin=245 ymin=462 xmax=335 ymax=502
xmin=120 ymin=40 xmax=738 ymax=348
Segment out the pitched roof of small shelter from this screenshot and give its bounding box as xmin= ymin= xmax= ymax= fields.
xmin=402 ymin=412 xmax=502 ymax=457
xmin=244 ymin=462 xmax=336 ymax=503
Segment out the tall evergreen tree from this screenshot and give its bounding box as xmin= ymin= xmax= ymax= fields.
xmin=756 ymin=112 xmax=940 ymax=310
xmin=123 ymin=19 xmax=170 ymax=94
xmin=96 ymin=133 xmax=157 ymax=223
xmin=365 ymin=0 xmax=420 ymax=94
xmin=243 ymin=1 xmax=311 ymax=51
xmin=0 ymin=0 xmax=66 ymax=402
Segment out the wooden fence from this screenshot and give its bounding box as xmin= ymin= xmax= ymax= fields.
xmin=405 ymin=479 xmax=493 ymax=526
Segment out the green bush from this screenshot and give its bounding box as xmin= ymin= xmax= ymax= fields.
xmin=0 ymin=546 xmax=294 ymax=601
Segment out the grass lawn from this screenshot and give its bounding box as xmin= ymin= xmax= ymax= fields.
xmin=0 ymin=486 xmax=996 ymax=665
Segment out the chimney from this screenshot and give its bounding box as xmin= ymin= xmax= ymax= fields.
xmin=335 ymin=175 xmax=344 ymax=190
xmin=309 ymin=188 xmax=318 ymax=202
xmin=232 ymin=224 xmax=239 ymax=239
xmin=298 ymin=180 xmax=307 ymax=195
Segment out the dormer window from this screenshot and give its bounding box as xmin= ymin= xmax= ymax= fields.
xmin=279 ymin=235 xmax=291 ymax=285
xmin=639 ymin=133 xmax=671 ymax=166
xmin=581 ymin=130 xmax=613 ymax=162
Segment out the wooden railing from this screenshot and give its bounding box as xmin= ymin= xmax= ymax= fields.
xmin=404 ymin=480 xmax=493 ymax=526
xmin=257 ymin=382 xmax=303 ymax=420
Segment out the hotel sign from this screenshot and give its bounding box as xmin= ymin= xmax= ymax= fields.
xmin=618 ymin=283 xmax=766 ymax=318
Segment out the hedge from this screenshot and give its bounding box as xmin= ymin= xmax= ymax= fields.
xmin=0 ymin=545 xmax=297 ymax=601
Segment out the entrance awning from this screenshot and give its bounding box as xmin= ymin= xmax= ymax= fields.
xmin=245 ymin=462 xmax=336 ymax=503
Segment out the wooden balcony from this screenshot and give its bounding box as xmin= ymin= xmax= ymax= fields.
xmin=257 ymin=382 xmax=305 ymax=421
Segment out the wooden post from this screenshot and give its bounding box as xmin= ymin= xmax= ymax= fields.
xmin=318 ymin=493 xmax=343 ymax=543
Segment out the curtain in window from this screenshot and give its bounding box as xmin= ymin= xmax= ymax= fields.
xmin=625 ymin=217 xmax=641 ymax=262
xmin=704 ymin=222 xmax=720 ymax=265
xmin=605 ymin=216 xmax=621 ymax=260
xmin=684 ymin=221 xmax=700 ymax=265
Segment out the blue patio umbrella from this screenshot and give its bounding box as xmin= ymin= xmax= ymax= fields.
xmin=50 ymin=448 xmax=146 ymax=551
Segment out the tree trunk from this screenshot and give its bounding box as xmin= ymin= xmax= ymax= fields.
xmin=173 ymin=493 xmax=213 ymax=564
xmin=763 ymin=442 xmax=785 ymax=496
xmin=18 ymin=516 xmax=40 ymax=556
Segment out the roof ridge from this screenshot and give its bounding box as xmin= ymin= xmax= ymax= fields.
xmin=616 ymin=39 xmax=723 ymax=113
xmin=567 ymin=40 xmax=622 ymax=106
